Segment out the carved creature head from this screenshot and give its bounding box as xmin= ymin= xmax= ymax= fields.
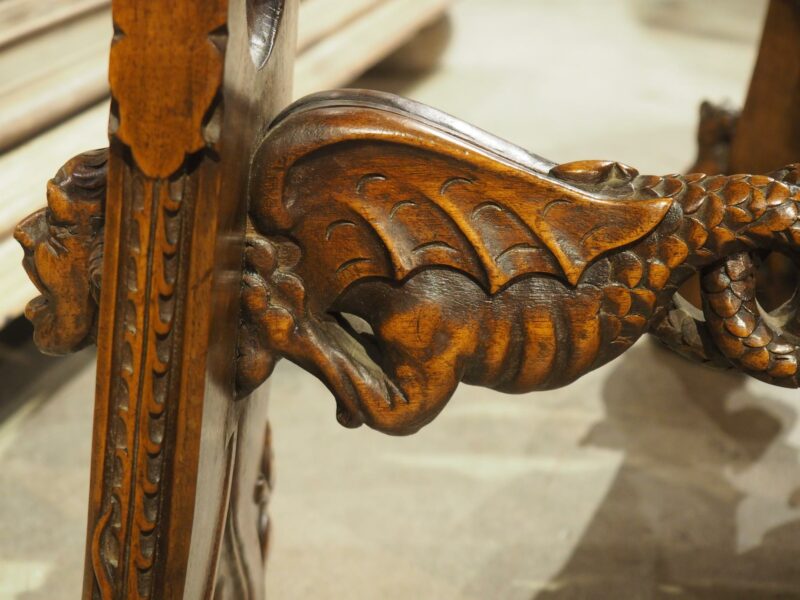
xmin=14 ymin=149 xmax=107 ymax=355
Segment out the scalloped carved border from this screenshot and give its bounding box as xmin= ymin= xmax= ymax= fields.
xmin=89 ymin=2 xmax=228 ymax=597
xmin=91 ymin=169 xmax=187 ymax=599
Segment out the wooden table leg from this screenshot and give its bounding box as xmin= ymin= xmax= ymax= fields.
xmin=729 ymin=0 xmax=800 ymax=174
xmin=81 ymin=1 xmax=297 ymax=597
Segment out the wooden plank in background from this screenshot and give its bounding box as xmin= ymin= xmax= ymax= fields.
xmin=0 ymin=103 xmax=109 ymax=241
xmin=0 ymin=103 xmax=108 ymax=324
xmin=298 ymin=0 xmax=384 ymax=52
xmin=0 ymin=8 xmax=110 ymax=151
xmin=0 ymin=0 xmax=449 ymax=151
xmin=0 ymin=0 xmax=106 ymax=48
xmin=0 ymin=236 xmax=36 ymax=326
xmin=295 ymin=0 xmax=451 ymax=97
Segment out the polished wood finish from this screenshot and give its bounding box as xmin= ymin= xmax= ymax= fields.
xmin=236 ymin=90 xmax=800 ymax=436
xmin=13 ymin=1 xmax=800 ymax=598
xmin=15 ymin=149 xmax=106 ymax=355
xmin=13 ymin=0 xmax=296 ymax=598
xmin=35 ymin=92 xmax=800 ymax=438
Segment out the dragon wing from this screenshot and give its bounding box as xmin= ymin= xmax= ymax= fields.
xmin=251 ymin=92 xmax=672 ymax=302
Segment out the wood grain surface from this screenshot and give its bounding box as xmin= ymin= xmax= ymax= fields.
xmin=16 ymin=2 xmax=800 ymax=598
xmin=239 ymin=90 xmax=800 ymax=435
xmin=10 ymin=0 xmax=297 ymax=597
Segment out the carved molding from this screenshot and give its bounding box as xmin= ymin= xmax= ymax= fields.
xmin=91 ymin=166 xmax=186 ymax=599
xmin=15 ymin=0 xmax=296 ymax=597
xmin=94 ymin=2 xmax=229 ymax=597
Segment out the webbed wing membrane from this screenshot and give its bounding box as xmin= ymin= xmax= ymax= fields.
xmin=253 ymin=95 xmax=672 ymax=302
xmin=287 ymin=145 xmax=671 ymax=301
xmin=526 ymin=192 xmax=673 ymax=286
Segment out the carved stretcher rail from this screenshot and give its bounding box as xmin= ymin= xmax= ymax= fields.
xmin=17 ymin=90 xmax=800 ymax=441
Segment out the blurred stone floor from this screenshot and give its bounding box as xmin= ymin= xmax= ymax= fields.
xmin=6 ymin=0 xmax=800 ymax=598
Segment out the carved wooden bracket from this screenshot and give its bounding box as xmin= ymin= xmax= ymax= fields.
xmin=17 ymin=90 xmax=800 ymax=440
xmin=240 ymin=90 xmax=800 ymax=435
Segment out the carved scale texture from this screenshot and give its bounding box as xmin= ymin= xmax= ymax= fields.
xmin=575 ymin=171 xmax=800 ymax=381
xmin=351 ymin=171 xmax=796 ymax=392
xmin=702 ymin=252 xmax=800 ymax=385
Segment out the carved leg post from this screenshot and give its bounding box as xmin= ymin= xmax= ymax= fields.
xmin=15 ymin=4 xmax=800 ymax=597
xmin=92 ymin=2 xmax=297 ymax=597
xmin=13 ymin=1 xmax=296 ymax=598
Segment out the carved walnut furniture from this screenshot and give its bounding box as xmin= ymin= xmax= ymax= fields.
xmin=13 ymin=0 xmax=800 ymax=598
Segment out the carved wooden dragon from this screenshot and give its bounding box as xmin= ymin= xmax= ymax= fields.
xmin=17 ymin=91 xmax=800 ymax=436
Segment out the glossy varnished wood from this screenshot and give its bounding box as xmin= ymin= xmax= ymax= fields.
xmin=13 ymin=1 xmax=296 ymax=598
xmin=238 ymin=90 xmax=800 ymax=436
xmin=13 ymin=3 xmax=800 ymax=598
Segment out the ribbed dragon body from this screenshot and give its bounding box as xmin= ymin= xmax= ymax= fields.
xmin=238 ymin=91 xmax=800 ymax=434
xmin=327 ymin=168 xmax=800 ymax=398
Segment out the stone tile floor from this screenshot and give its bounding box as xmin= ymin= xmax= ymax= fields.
xmin=6 ymin=0 xmax=800 ymax=598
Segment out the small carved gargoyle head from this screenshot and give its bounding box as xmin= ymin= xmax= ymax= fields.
xmin=14 ymin=149 xmax=107 ymax=355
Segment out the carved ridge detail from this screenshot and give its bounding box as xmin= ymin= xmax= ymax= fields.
xmin=236 ymin=90 xmax=800 ymax=436
xmin=92 ymin=3 xmax=228 ymax=597
xmin=92 ymin=167 xmax=185 ymax=599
